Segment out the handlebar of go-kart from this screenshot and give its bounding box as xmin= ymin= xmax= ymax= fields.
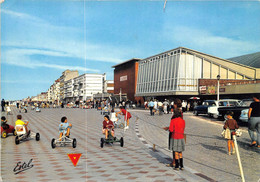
xmin=105 ymin=124 xmax=114 ymax=130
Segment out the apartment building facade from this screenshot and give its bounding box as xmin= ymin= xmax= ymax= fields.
xmin=64 ymin=73 xmax=107 ymax=103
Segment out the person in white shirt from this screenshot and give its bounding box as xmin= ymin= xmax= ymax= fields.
xmin=182 ymin=100 xmax=187 ymax=112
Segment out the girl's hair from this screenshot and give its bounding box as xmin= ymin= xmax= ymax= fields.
xmin=171 ymin=109 xmax=182 ymax=119
xmin=226 ymin=111 xmax=234 ymax=116
xmin=104 ymin=115 xmax=110 ymax=120
xmin=174 ymin=98 xmax=182 ymax=108
xmin=61 ymin=116 xmax=67 ymax=123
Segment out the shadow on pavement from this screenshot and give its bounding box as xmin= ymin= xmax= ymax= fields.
xmin=200 ymin=143 xmax=227 ymax=154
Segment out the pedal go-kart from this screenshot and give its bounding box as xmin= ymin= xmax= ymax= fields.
xmin=15 ymin=124 xmax=40 ymax=145
xmin=1 ymin=124 xmax=17 ymax=138
xmin=100 ymin=126 xmax=124 ymax=148
xmin=35 ymin=107 xmax=41 ymax=112
xmin=51 ymin=131 xmax=77 ymax=149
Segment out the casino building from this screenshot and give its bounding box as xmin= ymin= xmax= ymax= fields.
xmin=113 ymin=47 xmax=260 ymax=102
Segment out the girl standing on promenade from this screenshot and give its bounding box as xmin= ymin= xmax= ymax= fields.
xmin=164 ymin=98 xmax=183 ymax=168
xmin=169 ymin=109 xmax=186 ymax=170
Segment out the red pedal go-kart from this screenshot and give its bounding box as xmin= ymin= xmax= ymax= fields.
xmin=1 ymin=124 xmax=17 ymax=138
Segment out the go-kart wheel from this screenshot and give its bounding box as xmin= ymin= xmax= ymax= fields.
xmin=72 ymin=138 xmax=77 ymax=148
xmin=100 ymin=138 xmax=104 ymax=148
xmin=1 ymin=131 xmax=7 ymax=138
xmin=15 ymin=136 xmax=20 ymax=145
xmin=120 ymin=137 xmax=124 ymax=147
xmin=36 ymin=133 xmax=40 ymax=141
xmin=13 ymin=129 xmax=17 ymax=136
xmin=51 ymin=138 xmax=56 ymax=148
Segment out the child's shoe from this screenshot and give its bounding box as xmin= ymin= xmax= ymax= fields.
xmin=179 ymin=158 xmax=184 ymax=170
xmin=232 ymin=150 xmax=235 ymax=154
xmin=228 ymin=152 xmax=231 ymax=155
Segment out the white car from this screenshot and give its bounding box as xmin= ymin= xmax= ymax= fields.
xmin=239 ymin=109 xmax=249 ymax=122
xmin=207 ymin=99 xmax=241 ymax=118
xmin=239 ymin=99 xmax=254 ymax=122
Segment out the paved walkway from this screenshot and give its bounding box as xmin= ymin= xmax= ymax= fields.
xmin=131 ymin=109 xmax=260 ymax=182
xmin=1 ymin=107 xmax=87 ymax=182
xmin=86 ymin=109 xmax=207 ymax=182
xmin=1 ymin=107 xmax=259 ymax=182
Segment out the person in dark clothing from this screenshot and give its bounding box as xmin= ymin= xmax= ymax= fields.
xmin=248 ymin=95 xmax=260 ymax=148
xmin=1 ymin=99 xmax=5 ymax=112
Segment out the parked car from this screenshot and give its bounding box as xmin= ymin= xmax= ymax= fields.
xmin=218 ymin=99 xmax=253 ymax=121
xmin=207 ymin=99 xmax=241 ymax=119
xmin=193 ymin=100 xmax=216 ymax=116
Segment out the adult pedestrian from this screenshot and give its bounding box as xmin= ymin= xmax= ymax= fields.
xmin=148 ymin=100 xmax=154 ymax=116
xmin=163 ymin=99 xmax=169 ymax=114
xmin=1 ymin=99 xmax=5 ymax=112
xmin=154 ymin=100 xmax=158 ymax=115
xmin=170 ymin=101 xmax=174 ymax=113
xmin=158 ymin=101 xmax=163 ymax=115
xmin=182 ymin=100 xmax=187 ymax=112
xmin=144 ymin=101 xmax=148 ymax=110
xmin=248 ymin=95 xmax=260 ymax=148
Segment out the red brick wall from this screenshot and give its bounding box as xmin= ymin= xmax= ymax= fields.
xmin=114 ymin=61 xmax=139 ymax=101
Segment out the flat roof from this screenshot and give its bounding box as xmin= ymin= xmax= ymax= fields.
xmin=112 ymin=58 xmax=142 ymax=68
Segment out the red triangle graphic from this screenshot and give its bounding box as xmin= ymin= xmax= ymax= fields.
xmin=67 ymin=153 xmax=82 ymax=167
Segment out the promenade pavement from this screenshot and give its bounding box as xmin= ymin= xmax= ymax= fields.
xmin=1 ymin=107 xmax=87 ymax=182
xmin=131 ymin=109 xmax=260 ymax=182
xmin=1 ymin=107 xmax=259 ymax=182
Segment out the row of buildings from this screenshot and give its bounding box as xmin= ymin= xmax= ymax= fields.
xmin=25 ymin=46 xmax=259 ymax=104
xmin=28 ymin=70 xmax=114 ymax=104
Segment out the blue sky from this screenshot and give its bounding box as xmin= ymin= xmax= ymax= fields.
xmin=1 ymin=0 xmax=260 ymax=100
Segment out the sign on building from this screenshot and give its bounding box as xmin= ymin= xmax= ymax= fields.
xmin=120 ymin=75 xmax=127 ymax=82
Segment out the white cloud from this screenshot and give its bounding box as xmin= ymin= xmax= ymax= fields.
xmin=2 ymin=48 xmax=99 ymax=72
xmin=164 ymin=25 xmax=260 ymax=58
xmin=2 ymin=9 xmax=137 ymax=67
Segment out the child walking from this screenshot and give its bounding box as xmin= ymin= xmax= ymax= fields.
xmin=223 ymin=111 xmax=239 ymax=155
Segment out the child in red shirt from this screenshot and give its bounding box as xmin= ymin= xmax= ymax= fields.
xmin=169 ymin=109 xmax=185 ymax=170
xmin=102 ymin=115 xmax=114 ymax=139
xmin=117 ymin=106 xmax=131 ymax=130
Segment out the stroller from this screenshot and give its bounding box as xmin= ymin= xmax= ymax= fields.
xmin=113 ymin=115 xmax=126 ymax=129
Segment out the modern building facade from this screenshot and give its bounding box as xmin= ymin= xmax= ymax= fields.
xmin=47 ymin=79 xmax=61 ymax=104
xmin=59 ymin=70 xmax=79 ymax=101
xmin=64 ymin=73 xmax=106 ymax=103
xmin=135 ymin=47 xmax=260 ymax=99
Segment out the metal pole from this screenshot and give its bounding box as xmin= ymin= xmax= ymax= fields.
xmin=233 ymin=135 xmax=245 ymax=182
xmin=120 ymin=88 xmax=122 ymax=102
xmin=217 ymin=79 xmax=220 ymax=101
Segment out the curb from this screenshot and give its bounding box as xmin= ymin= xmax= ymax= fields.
xmin=134 ymin=117 xmax=216 ymax=182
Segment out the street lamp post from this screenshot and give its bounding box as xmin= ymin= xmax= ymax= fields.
xmin=217 ymin=75 xmax=220 ymax=101
xmin=120 ymin=88 xmax=122 ymax=102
